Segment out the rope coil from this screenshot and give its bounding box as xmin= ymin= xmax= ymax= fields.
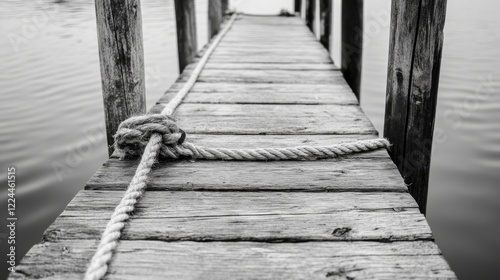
xmin=84 ymin=13 xmax=390 ymax=280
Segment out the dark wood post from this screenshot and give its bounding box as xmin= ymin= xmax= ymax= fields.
xmin=95 ymin=0 xmax=146 ymax=156
xmin=341 ymin=0 xmax=363 ymax=100
xmin=319 ymin=0 xmax=332 ymax=50
xmin=295 ymin=0 xmax=302 ymax=13
xmin=384 ymin=0 xmax=448 ymax=214
xmin=305 ymin=0 xmax=315 ymax=32
xmin=221 ymin=0 xmax=229 ymax=15
xmin=174 ymin=0 xmax=197 ymax=73
xmin=208 ymin=0 xmax=222 ymax=38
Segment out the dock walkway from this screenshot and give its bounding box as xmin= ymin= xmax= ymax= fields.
xmin=11 ymin=15 xmax=456 ymax=279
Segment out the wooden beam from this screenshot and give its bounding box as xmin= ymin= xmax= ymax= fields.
xmin=208 ymin=0 xmax=222 ymax=38
xmin=174 ymin=0 xmax=197 ymax=73
xmin=384 ymin=0 xmax=448 ymax=214
xmin=305 ymin=0 xmax=315 ymax=32
xmin=295 ymin=0 xmax=302 ymax=13
xmin=221 ymin=0 xmax=229 ymax=15
xmin=341 ymin=0 xmax=363 ymax=100
xmin=95 ymin=0 xmax=146 ymax=156
xmin=319 ymin=0 xmax=332 ymax=50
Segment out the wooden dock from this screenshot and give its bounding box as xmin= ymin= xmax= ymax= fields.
xmin=10 ymin=9 xmax=456 ymax=280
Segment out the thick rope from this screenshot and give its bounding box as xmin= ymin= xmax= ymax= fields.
xmin=84 ymin=13 xmax=238 ymax=280
xmin=85 ymin=12 xmax=391 ymax=280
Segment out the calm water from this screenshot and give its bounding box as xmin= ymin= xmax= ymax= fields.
xmin=0 ymin=0 xmax=498 ymax=279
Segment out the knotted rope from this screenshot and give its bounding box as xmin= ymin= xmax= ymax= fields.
xmin=84 ymin=13 xmax=390 ymax=280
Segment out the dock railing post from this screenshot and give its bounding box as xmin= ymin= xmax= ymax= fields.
xmin=208 ymin=0 xmax=222 ymax=38
xmin=174 ymin=0 xmax=198 ymax=73
xmin=384 ymin=0 xmax=448 ymax=214
xmin=341 ymin=0 xmax=363 ymax=100
xmin=319 ymin=0 xmax=332 ymax=50
xmin=305 ymin=0 xmax=315 ymax=32
xmin=95 ymin=0 xmax=146 ymax=156
xmin=295 ymin=0 xmax=302 ymax=14
xmin=221 ymin=0 xmax=229 ymax=15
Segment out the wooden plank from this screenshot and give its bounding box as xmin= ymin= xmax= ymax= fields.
xmin=202 ymin=63 xmax=339 ymax=70
xmin=149 ymin=104 xmax=377 ymax=135
xmin=11 ymin=241 xmax=456 ymax=280
xmin=87 ymin=157 xmax=405 ymax=192
xmin=41 ymin=209 xmax=432 ymax=242
xmin=208 ymin=55 xmax=332 ymax=64
xmin=157 ymin=82 xmax=356 ymax=105
xmin=95 ymin=0 xmax=146 ymax=156
xmin=384 ymin=0 xmax=447 ymax=214
xmin=341 ymin=0 xmax=363 ymax=99
xmin=174 ymin=0 xmax=197 ymax=73
xmin=63 ymin=191 xmax=418 ymax=218
xmin=186 ymin=69 xmax=343 ymax=84
xmin=212 ymin=48 xmax=330 ymax=57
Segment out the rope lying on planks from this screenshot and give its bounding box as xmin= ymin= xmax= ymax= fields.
xmin=84 ymin=13 xmax=390 ymax=280
xmin=115 ymin=113 xmax=389 ymax=160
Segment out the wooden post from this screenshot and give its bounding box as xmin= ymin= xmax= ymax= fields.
xmin=221 ymin=0 xmax=229 ymax=15
xmin=295 ymin=0 xmax=302 ymax=13
xmin=384 ymin=0 xmax=447 ymax=214
xmin=305 ymin=0 xmax=315 ymax=32
xmin=341 ymin=0 xmax=363 ymax=100
xmin=174 ymin=0 xmax=197 ymax=73
xmin=95 ymin=0 xmax=146 ymax=156
xmin=319 ymin=0 xmax=332 ymax=50
xmin=208 ymin=0 xmax=222 ymax=38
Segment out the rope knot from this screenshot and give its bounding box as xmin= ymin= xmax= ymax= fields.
xmin=114 ymin=114 xmax=186 ymax=158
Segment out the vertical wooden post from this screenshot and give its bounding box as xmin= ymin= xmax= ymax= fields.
xmin=319 ymin=0 xmax=332 ymax=50
xmin=305 ymin=0 xmax=315 ymax=32
xmin=341 ymin=0 xmax=363 ymax=100
xmin=208 ymin=0 xmax=222 ymax=38
xmin=95 ymin=0 xmax=146 ymax=156
xmin=174 ymin=0 xmax=197 ymax=73
xmin=221 ymin=0 xmax=229 ymax=15
xmin=384 ymin=0 xmax=447 ymax=214
xmin=295 ymin=0 xmax=302 ymax=13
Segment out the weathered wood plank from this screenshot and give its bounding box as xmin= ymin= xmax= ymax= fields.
xmin=208 ymin=0 xmax=222 ymax=38
xmin=11 ymin=241 xmax=455 ymax=280
xmin=341 ymin=0 xmax=363 ymax=99
xmin=150 ymin=104 xmax=377 ymax=135
xmin=63 ymin=191 xmax=418 ymax=218
xmin=183 ymin=69 xmax=342 ymax=84
xmin=95 ymin=0 xmax=146 ymax=155
xmin=202 ymin=63 xmax=339 ymax=70
xmin=42 ymin=210 xmax=432 ymax=242
xmin=174 ymin=0 xmax=197 ymax=73
xmin=157 ymin=82 xmax=356 ymax=105
xmin=384 ymin=0 xmax=448 ymax=214
xmin=87 ymin=157 xmax=404 ymax=192
xmin=208 ymin=55 xmax=332 ymax=64
xmin=212 ymin=48 xmax=330 ymax=57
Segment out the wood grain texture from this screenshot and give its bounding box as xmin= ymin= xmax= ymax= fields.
xmin=95 ymin=0 xmax=146 ymax=155
xmin=319 ymin=0 xmax=332 ymax=50
xmin=384 ymin=0 xmax=447 ymax=214
xmin=161 ymin=104 xmax=377 ymax=135
xmin=87 ymin=157 xmax=405 ymax=192
xmin=341 ymin=0 xmax=363 ymax=99
xmin=157 ymin=82 xmax=357 ymax=105
xmin=208 ymin=0 xmax=222 ymax=38
xmin=174 ymin=0 xmax=197 ymax=73
xmin=11 ymin=241 xmax=455 ymax=280
xmin=13 ymin=14 xmax=455 ymax=279
xmin=42 ymin=193 xmax=429 ymax=242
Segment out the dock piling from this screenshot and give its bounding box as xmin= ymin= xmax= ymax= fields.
xmin=208 ymin=0 xmax=223 ymax=38
xmin=174 ymin=0 xmax=198 ymax=73
xmin=341 ymin=0 xmax=363 ymax=100
xmin=95 ymin=0 xmax=146 ymax=156
xmin=384 ymin=0 xmax=448 ymax=214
